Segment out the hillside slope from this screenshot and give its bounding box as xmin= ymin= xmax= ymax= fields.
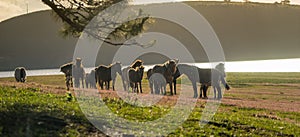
xmin=0 ymin=2 xmax=299 ymax=70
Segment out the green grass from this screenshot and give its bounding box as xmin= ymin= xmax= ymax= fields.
xmin=227 ymin=72 xmax=300 ymax=84
xmin=0 ymin=88 xmax=299 ymax=136
xmin=0 ymin=86 xmax=99 ymax=136
xmin=0 ymin=75 xmax=66 ymax=87
xmin=0 ymin=72 xmax=300 ymax=136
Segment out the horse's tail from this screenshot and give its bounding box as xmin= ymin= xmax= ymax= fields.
xmin=95 ymin=68 xmax=99 ymax=85
xmin=220 ymin=74 xmax=230 ymax=90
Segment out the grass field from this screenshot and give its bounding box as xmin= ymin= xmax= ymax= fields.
xmin=0 ymin=72 xmax=299 ymax=136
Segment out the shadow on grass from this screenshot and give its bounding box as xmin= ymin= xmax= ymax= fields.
xmin=0 ymin=103 xmax=102 ymax=137
xmin=0 ymin=103 xmax=67 ymax=136
xmin=207 ymin=120 xmax=294 ymax=137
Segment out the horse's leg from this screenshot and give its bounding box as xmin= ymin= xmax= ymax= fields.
xmin=70 ymin=78 xmax=73 ymax=87
xmin=153 ymin=81 xmax=160 ymax=94
xmin=136 ymin=82 xmax=139 ymax=93
xmin=192 ymin=82 xmax=197 ymax=98
xmin=127 ymin=81 xmax=130 ymax=92
xmin=85 ymin=79 xmax=88 ymax=89
xmin=107 ymin=81 xmax=110 ymax=90
xmin=149 ymin=81 xmax=153 ymax=94
xmin=213 ymin=86 xmax=217 ymax=99
xmin=100 ymin=81 xmax=104 ymax=90
xmin=112 ymin=79 xmax=116 ymax=91
xmin=203 ymin=85 xmax=208 ymax=99
xmin=200 ymin=85 xmax=203 ymax=98
xmin=169 ymin=82 xmax=173 ymax=96
xmin=216 ymin=86 xmax=222 ymax=99
xmin=121 ymin=76 xmax=126 ymax=91
xmin=139 ymin=81 xmax=142 ymax=93
xmin=81 ymin=77 xmax=84 ymax=88
xmin=66 ymin=77 xmax=70 ymax=91
xmin=76 ymin=79 xmax=80 ymax=88
xmin=163 ymin=84 xmax=166 ymax=95
xmin=133 ymin=82 xmax=136 ymax=93
xmin=173 ymin=80 xmax=177 ymax=95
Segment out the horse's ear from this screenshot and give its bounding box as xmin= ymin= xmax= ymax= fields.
xmin=115 ymin=61 xmax=121 ymax=66
xmin=165 ymin=61 xmax=169 ymax=68
xmin=174 ymin=59 xmax=179 ymax=64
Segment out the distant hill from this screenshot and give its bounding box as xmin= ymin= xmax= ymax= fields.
xmin=0 ymin=10 xmax=77 ymax=71
xmin=0 ymin=2 xmax=299 ymax=71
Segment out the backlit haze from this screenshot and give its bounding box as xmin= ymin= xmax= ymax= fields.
xmin=1 ymin=0 xmax=299 ymax=72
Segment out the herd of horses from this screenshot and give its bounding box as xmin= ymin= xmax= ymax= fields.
xmin=60 ymin=58 xmax=230 ymax=99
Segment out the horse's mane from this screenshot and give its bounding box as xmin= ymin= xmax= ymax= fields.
xmin=109 ymin=61 xmax=121 ymax=68
xmin=130 ymin=60 xmax=143 ymax=68
xmin=97 ymin=64 xmax=109 ymax=69
xmin=60 ymin=62 xmax=73 ymax=69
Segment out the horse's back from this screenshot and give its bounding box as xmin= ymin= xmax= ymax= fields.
xmin=153 ymin=65 xmax=165 ymax=74
xmin=96 ymin=65 xmax=111 ymax=81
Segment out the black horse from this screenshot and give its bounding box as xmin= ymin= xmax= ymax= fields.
xmin=14 ymin=67 xmax=27 ymax=83
xmin=60 ymin=62 xmax=73 ymax=90
xmin=128 ymin=66 xmax=144 ymax=93
xmin=149 ymin=60 xmax=177 ymax=95
xmin=122 ymin=60 xmax=143 ymax=91
xmin=95 ymin=62 xmax=122 ymax=91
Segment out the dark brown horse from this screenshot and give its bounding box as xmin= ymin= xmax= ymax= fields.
xmin=122 ymin=60 xmax=143 ymax=91
xmin=85 ymin=70 xmax=96 ymax=89
xmin=60 ymin=62 xmax=73 ymax=90
xmin=72 ymin=58 xmax=85 ymax=88
xmin=151 ymin=60 xmax=177 ymax=95
xmin=200 ymin=63 xmax=227 ymax=98
xmin=14 ymin=67 xmax=27 ymax=83
xmin=128 ymin=66 xmax=144 ymax=93
xmin=95 ymin=62 xmax=122 ymax=91
xmin=173 ymin=64 xmax=230 ymax=99
xmin=198 ymin=68 xmax=230 ymax=99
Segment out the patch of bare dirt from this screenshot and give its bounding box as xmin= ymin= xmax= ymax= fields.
xmin=1 ymin=80 xmax=299 ymax=112
xmin=0 ymin=81 xmax=67 ymax=95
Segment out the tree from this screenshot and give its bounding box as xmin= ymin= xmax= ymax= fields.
xmin=281 ymin=0 xmax=290 ymax=5
xmin=41 ymin=0 xmax=154 ymax=47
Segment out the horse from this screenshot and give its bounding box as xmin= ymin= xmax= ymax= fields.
xmin=197 ymin=68 xmax=230 ymax=99
xmin=95 ymin=62 xmax=122 ymax=91
xmin=85 ymin=70 xmax=96 ymax=89
xmin=147 ymin=68 xmax=167 ymax=95
xmin=122 ymin=60 xmax=144 ymax=91
xmin=128 ymin=66 xmax=144 ymax=93
xmin=173 ymin=64 xmax=199 ymax=97
xmin=173 ymin=64 xmax=230 ymax=99
xmin=72 ymin=58 xmax=85 ymax=88
xmin=14 ymin=67 xmax=26 ymax=83
xmin=60 ymin=62 xmax=73 ymax=90
xmin=151 ymin=60 xmax=177 ymax=95
xmin=200 ymin=63 xmax=227 ymax=98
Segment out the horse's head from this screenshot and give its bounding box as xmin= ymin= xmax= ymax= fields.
xmin=112 ymin=62 xmax=122 ymax=75
xmin=215 ymin=63 xmax=226 ymax=77
xmin=60 ymin=63 xmax=73 ymax=75
xmin=165 ymin=60 xmax=177 ymax=75
xmin=130 ymin=59 xmax=143 ymax=68
xmin=138 ymin=66 xmax=145 ymax=73
xmin=147 ymin=68 xmax=153 ymax=79
xmin=75 ymin=58 xmax=82 ymax=67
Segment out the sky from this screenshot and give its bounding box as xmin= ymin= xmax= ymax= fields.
xmin=0 ymin=0 xmax=299 ymax=72
xmin=0 ymin=0 xmax=300 ymax=22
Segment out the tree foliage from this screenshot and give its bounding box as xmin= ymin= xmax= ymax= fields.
xmin=42 ymin=0 xmax=153 ymax=46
